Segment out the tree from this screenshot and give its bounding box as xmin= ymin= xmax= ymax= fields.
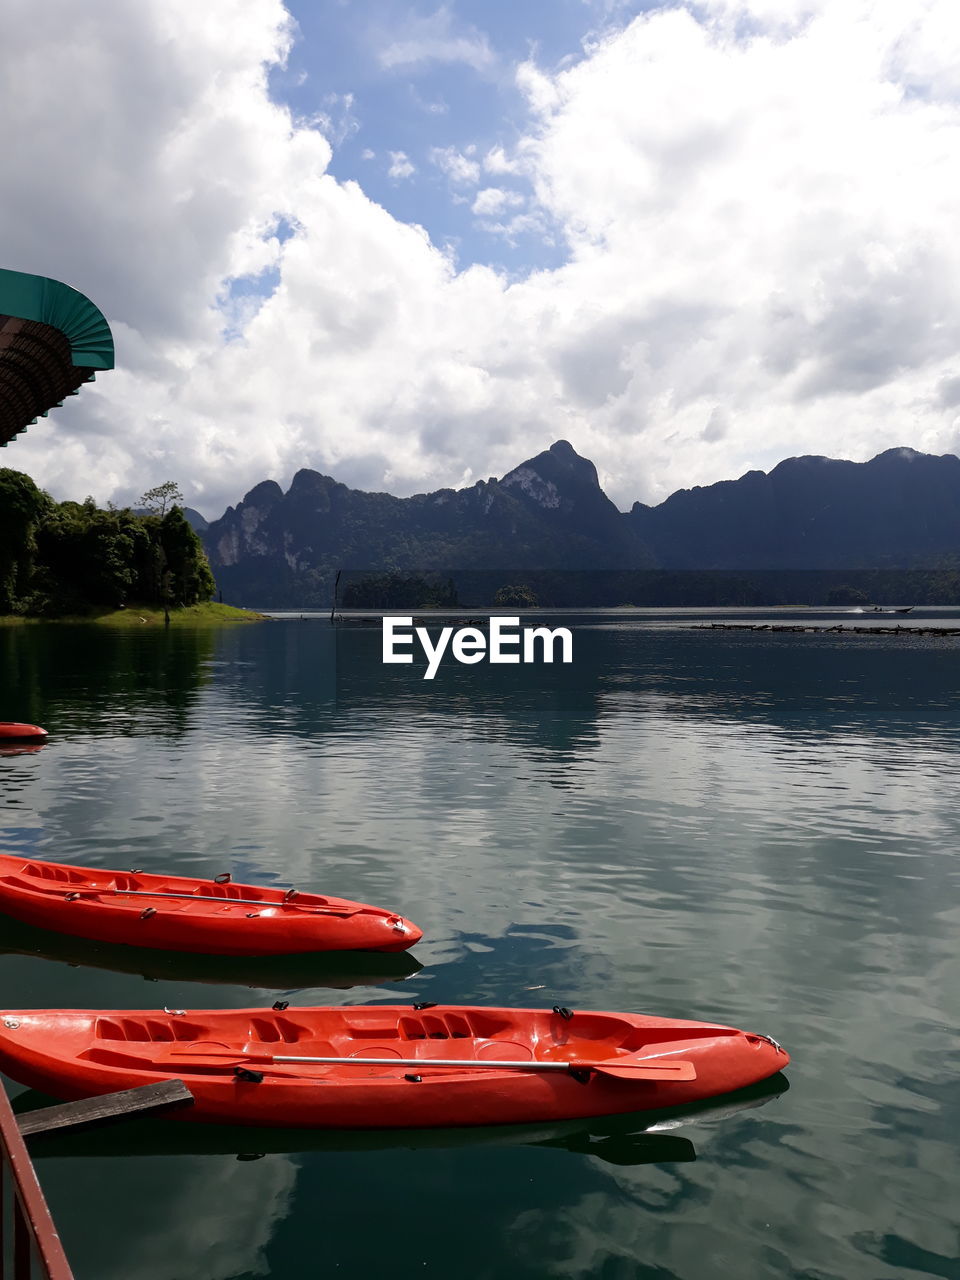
xmin=0 ymin=469 xmax=52 ymax=613
xmin=159 ymin=507 xmax=215 ymax=607
xmin=139 ymin=481 xmax=184 ymax=518
xmin=34 ymin=502 xmax=153 ymax=613
xmin=493 ymin=584 xmax=539 ymax=608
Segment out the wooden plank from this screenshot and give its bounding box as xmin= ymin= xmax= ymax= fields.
xmin=16 ymin=1081 xmax=194 ymax=1138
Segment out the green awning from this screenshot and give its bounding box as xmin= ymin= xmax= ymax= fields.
xmin=0 ymin=267 xmax=114 ymax=370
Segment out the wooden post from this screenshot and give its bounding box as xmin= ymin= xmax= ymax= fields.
xmin=0 ymin=1085 xmax=74 ymax=1278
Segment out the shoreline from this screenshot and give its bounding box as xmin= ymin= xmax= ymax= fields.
xmin=0 ymin=602 xmax=268 ymax=627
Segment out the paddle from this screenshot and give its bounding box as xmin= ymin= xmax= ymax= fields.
xmin=175 ymin=1050 xmax=697 ymax=1082
xmin=55 ymin=888 xmax=364 ymax=918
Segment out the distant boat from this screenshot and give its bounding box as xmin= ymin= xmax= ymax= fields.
xmin=869 ymin=606 xmax=915 ymax=615
xmin=0 ymin=723 xmax=47 ymax=741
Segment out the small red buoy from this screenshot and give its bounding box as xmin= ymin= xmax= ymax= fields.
xmin=0 ymin=724 xmax=48 ymax=742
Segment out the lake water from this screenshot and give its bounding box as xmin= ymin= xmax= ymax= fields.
xmin=0 ymin=615 xmax=958 ymax=1280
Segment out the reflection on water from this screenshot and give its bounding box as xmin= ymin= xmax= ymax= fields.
xmin=0 ymin=915 xmax=422 ymax=991
xmin=0 ymin=617 xmax=957 ymax=1279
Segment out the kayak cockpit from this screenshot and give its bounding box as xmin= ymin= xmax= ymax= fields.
xmin=69 ymin=1007 xmax=730 ymax=1070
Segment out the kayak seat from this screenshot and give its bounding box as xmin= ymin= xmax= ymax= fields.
xmin=95 ymin=1016 xmax=208 ymax=1042
xmin=398 ymin=1013 xmax=472 ymax=1040
xmin=249 ymin=1016 xmax=311 ymax=1044
xmin=398 ymin=1012 xmax=509 ymax=1041
xmin=20 ymin=864 xmax=87 ymax=885
xmin=543 ymin=1014 xmax=637 ymax=1044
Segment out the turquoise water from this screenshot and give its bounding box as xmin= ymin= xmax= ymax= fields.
xmin=0 ymin=617 xmax=958 ymax=1280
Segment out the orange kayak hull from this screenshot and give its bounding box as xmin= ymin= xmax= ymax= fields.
xmin=0 ymin=723 xmax=47 ymax=741
xmin=0 ymin=1005 xmax=789 ymax=1128
xmin=0 ymin=855 xmax=421 ymax=954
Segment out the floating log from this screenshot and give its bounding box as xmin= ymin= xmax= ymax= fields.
xmin=17 ymin=1080 xmax=193 ymax=1138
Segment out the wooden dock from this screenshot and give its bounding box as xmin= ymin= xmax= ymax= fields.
xmin=1 ymin=1080 xmax=193 ymax=1278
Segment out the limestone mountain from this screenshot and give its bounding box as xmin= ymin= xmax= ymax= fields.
xmin=203 ymin=440 xmax=654 ymax=606
xmin=201 ymin=442 xmax=960 ymax=605
xmin=630 ymin=448 xmax=960 ymax=569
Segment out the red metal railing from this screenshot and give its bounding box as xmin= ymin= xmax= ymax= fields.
xmin=0 ymin=1087 xmax=72 ymax=1279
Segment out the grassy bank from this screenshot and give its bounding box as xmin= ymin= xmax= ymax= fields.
xmin=0 ymin=602 xmax=268 ymax=627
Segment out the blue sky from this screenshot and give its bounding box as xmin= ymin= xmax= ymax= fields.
xmin=5 ymin=0 xmax=960 ymax=517
xmin=272 ymin=1 xmax=654 ymax=276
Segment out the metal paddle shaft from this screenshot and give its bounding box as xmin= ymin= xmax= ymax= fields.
xmin=279 ymin=1054 xmax=581 ymax=1070
xmin=228 ymin=1051 xmax=697 ymax=1080
xmin=70 ymin=889 xmax=360 ymax=917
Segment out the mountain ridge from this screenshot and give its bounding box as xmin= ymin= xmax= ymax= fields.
xmin=200 ymin=441 xmax=960 ymax=605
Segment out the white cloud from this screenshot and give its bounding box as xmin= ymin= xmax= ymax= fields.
xmin=388 ymin=150 xmax=416 ymax=180
xmin=471 ymin=187 xmax=524 ymax=217
xmin=312 ymin=91 xmax=359 ymax=146
xmin=429 ymin=144 xmax=481 ymax=185
xmin=378 ymin=6 xmax=494 ymax=73
xmin=483 ymin=145 xmax=525 ymax=176
xmin=6 ymin=0 xmax=960 ymax=516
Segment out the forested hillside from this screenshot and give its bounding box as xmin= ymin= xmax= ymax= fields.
xmin=0 ymin=469 xmax=214 ymax=616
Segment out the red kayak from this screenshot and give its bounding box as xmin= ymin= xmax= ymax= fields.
xmin=0 ymin=855 xmax=422 ymax=954
xmin=0 ymin=1004 xmax=788 ymax=1128
xmin=0 ymin=723 xmax=47 ymax=741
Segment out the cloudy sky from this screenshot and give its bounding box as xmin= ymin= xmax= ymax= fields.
xmin=4 ymin=0 xmax=960 ymax=518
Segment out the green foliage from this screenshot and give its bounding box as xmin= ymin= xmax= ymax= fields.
xmin=159 ymin=507 xmax=216 ymax=607
xmin=0 ymin=469 xmax=214 ymax=616
xmin=493 ymin=584 xmax=539 ymax=607
xmin=0 ymin=470 xmax=51 ymax=614
xmin=341 ymin=572 xmax=458 ymax=609
xmin=36 ymin=502 xmax=154 ymax=612
xmin=139 ymin=481 xmax=184 ymax=518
